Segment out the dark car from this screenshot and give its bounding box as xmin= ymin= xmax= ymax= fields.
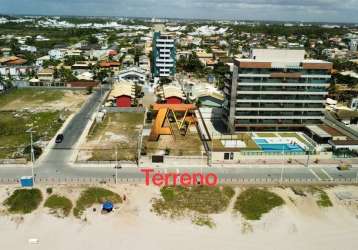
xmin=55 ymin=134 xmax=64 ymax=143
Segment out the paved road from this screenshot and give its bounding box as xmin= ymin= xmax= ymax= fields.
xmin=54 ymin=89 xmax=102 ymax=149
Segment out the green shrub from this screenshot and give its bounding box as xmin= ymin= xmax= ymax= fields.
xmin=46 ymin=187 xmax=53 ymax=195
xmin=4 ymin=189 xmax=43 ymax=214
xmin=234 ymin=188 xmax=284 ymax=220
xmin=44 ymin=194 xmax=73 ymax=217
xmin=153 ymin=185 xmax=234 ymax=218
xmin=73 ymin=187 xmax=122 ymax=218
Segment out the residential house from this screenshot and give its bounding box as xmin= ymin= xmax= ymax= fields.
xmin=157 ymin=85 xmax=185 ymax=104
xmin=37 ymin=68 xmax=54 ymax=85
xmin=108 ymin=81 xmax=135 ymax=107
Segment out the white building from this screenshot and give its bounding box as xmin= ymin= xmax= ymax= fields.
xmin=349 ymin=39 xmax=358 ymax=51
xmin=48 ymin=48 xmax=66 ymax=60
xmin=20 ymin=45 xmax=37 ymax=53
xmin=115 ymin=67 xmax=148 ymax=85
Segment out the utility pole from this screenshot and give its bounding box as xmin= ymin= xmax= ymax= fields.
xmin=280 ymin=144 xmax=285 ymax=183
xmin=115 ymin=145 xmax=118 ymax=184
xmin=305 ymin=148 xmax=310 ymax=168
xmin=26 ymin=128 xmax=35 ymax=185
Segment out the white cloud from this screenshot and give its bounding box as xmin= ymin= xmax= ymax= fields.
xmin=1 ymin=0 xmax=358 ymax=22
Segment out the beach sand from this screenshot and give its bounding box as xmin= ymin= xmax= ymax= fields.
xmin=1 ymin=184 xmax=358 ymax=250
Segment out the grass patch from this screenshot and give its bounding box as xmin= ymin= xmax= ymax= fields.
xmin=86 ymin=112 xmax=144 ymax=161
xmin=0 ymin=89 xmax=65 ymax=109
xmin=4 ymin=189 xmax=43 ymax=214
xmin=256 ymin=132 xmax=277 ymax=137
xmin=316 ymin=190 xmax=333 ymax=207
xmin=73 ymin=187 xmax=122 ymax=218
xmin=295 ymin=187 xmax=333 ymax=208
xmin=234 ymin=188 xmax=284 ymax=220
xmin=0 ymin=111 xmax=64 ymax=159
xmin=152 ymin=186 xmax=235 ymax=218
xmin=44 ymin=194 xmax=73 ymax=217
xmin=192 ymin=214 xmax=215 ymax=228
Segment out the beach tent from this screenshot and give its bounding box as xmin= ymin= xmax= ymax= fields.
xmin=102 ymin=201 xmax=114 ymax=212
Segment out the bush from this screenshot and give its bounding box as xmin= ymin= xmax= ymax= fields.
xmin=152 ymin=186 xmax=234 ymax=218
xmin=316 ymin=190 xmax=333 ymax=207
xmin=44 ymin=194 xmax=73 ymax=217
xmin=73 ymin=187 xmax=122 ymax=218
xmin=234 ymin=188 xmax=284 ymax=220
xmin=4 ymin=189 xmax=43 ymax=214
xmin=46 ymin=187 xmax=53 ymax=195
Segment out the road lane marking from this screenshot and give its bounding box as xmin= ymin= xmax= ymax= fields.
xmin=309 ymin=169 xmax=321 ymax=181
xmin=320 ymin=169 xmax=333 ymax=181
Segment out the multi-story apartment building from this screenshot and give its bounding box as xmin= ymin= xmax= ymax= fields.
xmin=223 ymin=49 xmax=332 ymax=132
xmin=152 ymin=32 xmax=176 ymax=78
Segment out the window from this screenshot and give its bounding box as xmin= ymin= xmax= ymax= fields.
xmin=224 ymin=152 xmax=234 ymax=160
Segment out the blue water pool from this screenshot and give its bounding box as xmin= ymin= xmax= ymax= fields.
xmin=254 ymin=139 xmax=304 ymax=153
xmin=255 ymin=138 xmax=269 ymax=144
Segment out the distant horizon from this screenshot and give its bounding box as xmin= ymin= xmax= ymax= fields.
xmin=1 ymin=13 xmax=358 ymax=26
xmin=2 ymin=0 xmax=358 ymax=24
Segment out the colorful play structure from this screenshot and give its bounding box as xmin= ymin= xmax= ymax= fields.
xmin=149 ymin=103 xmax=197 ymax=141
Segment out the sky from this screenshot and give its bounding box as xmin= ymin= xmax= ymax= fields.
xmin=1 ymin=0 xmax=358 ymax=23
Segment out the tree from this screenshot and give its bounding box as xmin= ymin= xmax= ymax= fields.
xmin=86 ymin=86 xmax=93 ymax=95
xmin=9 ymin=38 xmax=20 ymax=55
xmin=88 ymin=35 xmax=99 ymax=45
xmin=108 ymin=33 xmax=117 ymax=45
xmin=58 ymin=67 xmax=77 ymax=82
xmin=135 ymin=84 xmax=143 ymax=98
xmin=64 ymin=55 xmax=85 ymax=66
xmin=159 ymin=77 xmax=171 ymax=85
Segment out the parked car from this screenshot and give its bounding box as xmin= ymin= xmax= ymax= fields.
xmin=337 ymin=164 xmax=352 ymax=171
xmin=55 ymin=134 xmax=64 ymax=143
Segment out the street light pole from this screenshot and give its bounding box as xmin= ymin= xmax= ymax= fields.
xmin=115 ymin=146 xmax=118 ymax=184
xmin=280 ymin=144 xmax=284 ymax=183
xmin=26 ymin=128 xmax=35 ymax=185
xmin=306 ymin=148 xmax=310 ymax=168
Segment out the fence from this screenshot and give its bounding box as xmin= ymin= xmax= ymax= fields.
xmin=104 ymin=107 xmax=146 ymax=113
xmin=1 ymin=176 xmax=358 ymax=186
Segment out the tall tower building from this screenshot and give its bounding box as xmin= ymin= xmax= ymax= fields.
xmin=223 ymin=49 xmax=332 ymax=133
xmin=152 ymin=31 xmax=176 ymax=78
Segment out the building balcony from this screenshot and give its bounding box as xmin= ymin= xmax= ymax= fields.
xmin=235 ymin=115 xmax=325 ymax=120
xmin=156 ymin=43 xmax=174 ymax=48
xmin=157 ymin=58 xmax=174 ymax=63
xmin=238 ymin=82 xmax=330 ymax=87
xmin=157 ymin=39 xmax=174 ymax=43
xmin=236 ymin=91 xmax=328 ymax=95
xmin=235 ymin=107 xmax=325 ymax=111
xmin=156 ymin=63 xmax=174 ymax=67
xmin=236 ymin=99 xmax=325 ymax=103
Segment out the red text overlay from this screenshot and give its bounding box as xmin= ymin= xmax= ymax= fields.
xmin=140 ymin=168 xmax=218 ymax=186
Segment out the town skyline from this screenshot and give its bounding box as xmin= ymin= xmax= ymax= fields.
xmin=1 ymin=0 xmax=358 ymax=23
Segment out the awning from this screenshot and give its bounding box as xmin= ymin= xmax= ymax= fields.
xmin=306 ymin=125 xmax=331 ymax=138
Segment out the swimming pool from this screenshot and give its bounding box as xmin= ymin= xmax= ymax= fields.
xmin=254 ymin=139 xmax=304 ymax=153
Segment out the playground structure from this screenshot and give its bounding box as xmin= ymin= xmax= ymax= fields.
xmin=149 ymin=103 xmax=197 ymax=141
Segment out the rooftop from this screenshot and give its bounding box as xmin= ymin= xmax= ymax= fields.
xmin=235 ymin=49 xmax=331 ymax=67
xmin=250 ymin=49 xmax=305 ymax=62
